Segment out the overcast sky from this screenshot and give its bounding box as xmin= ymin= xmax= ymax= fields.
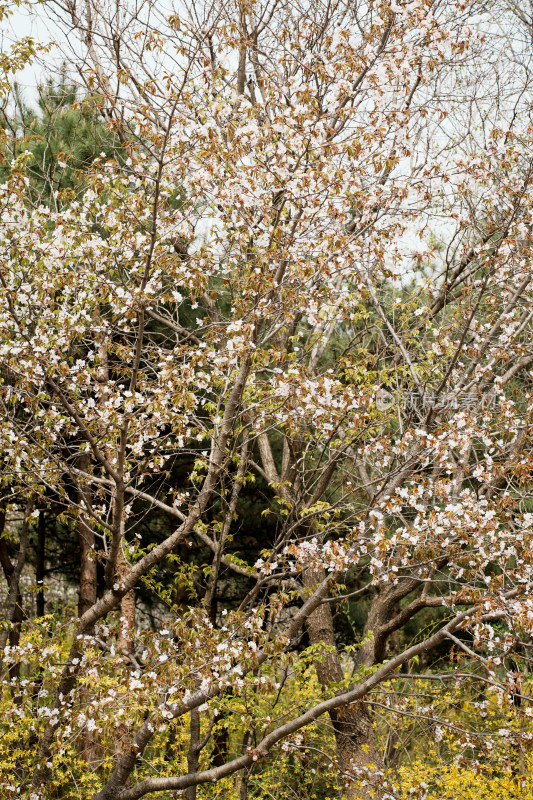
xmin=2 ymin=2 xmax=65 ymax=102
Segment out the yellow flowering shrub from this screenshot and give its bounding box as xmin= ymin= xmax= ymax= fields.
xmin=2 ymin=614 xmax=532 ymax=800
xmin=395 ymin=763 xmax=533 ymax=800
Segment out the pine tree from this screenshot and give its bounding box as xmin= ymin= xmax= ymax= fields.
xmin=1 ymin=68 xmax=121 ymax=203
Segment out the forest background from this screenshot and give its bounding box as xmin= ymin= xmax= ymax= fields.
xmin=2 ymin=1 xmax=533 ymax=799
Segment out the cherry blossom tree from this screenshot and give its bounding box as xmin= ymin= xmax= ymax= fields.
xmin=2 ymin=1 xmax=533 ymax=799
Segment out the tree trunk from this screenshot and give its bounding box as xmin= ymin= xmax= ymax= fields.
xmin=8 ymin=588 xmax=24 ymax=699
xmin=185 ymin=707 xmax=201 ymax=800
xmin=0 ymin=501 xmax=32 ymax=674
xmin=111 ymin=551 xmax=136 ymax=778
xmin=116 ymin=550 xmax=135 ymax=655
xmin=77 ymin=454 xmax=97 ymax=618
xmin=303 ymin=566 xmax=383 ymax=800
xmin=36 ymin=510 xmax=46 ymax=618
xmin=76 ymin=458 xmax=100 ymax=769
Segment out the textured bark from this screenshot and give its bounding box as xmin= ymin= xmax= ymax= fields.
xmin=238 ymin=731 xmax=252 ymax=800
xmin=112 ymin=553 xmax=136 ymax=780
xmin=303 ymin=566 xmax=383 ymax=800
xmin=185 ymin=708 xmax=201 ymax=800
xmin=0 ymin=501 xmax=9 ymax=579
xmin=77 ymin=454 xmax=97 ymax=618
xmin=8 ymin=589 xmax=24 ymax=696
xmin=76 ymin=457 xmax=100 ymax=769
xmin=110 ymin=551 xmax=136 ymax=780
xmin=116 ymin=550 xmax=135 ymax=655
xmin=36 ymin=510 xmax=46 ymax=618
xmin=0 ymin=502 xmax=32 ymax=675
